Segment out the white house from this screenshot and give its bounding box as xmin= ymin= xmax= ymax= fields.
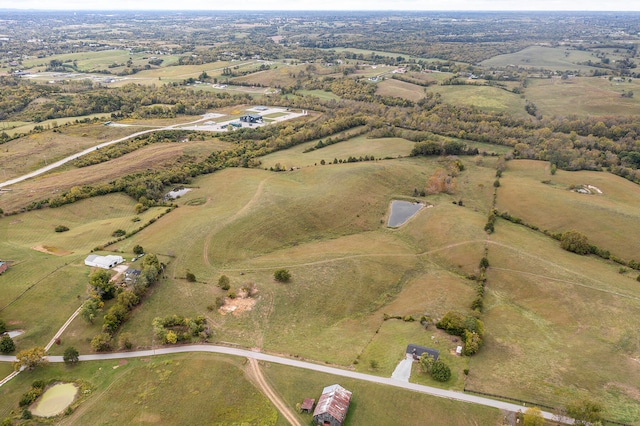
xmin=84 ymin=254 xmax=124 ymax=269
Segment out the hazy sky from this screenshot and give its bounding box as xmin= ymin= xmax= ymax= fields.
xmin=1 ymin=0 xmax=639 ymax=11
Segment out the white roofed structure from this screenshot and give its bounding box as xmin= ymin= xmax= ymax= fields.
xmin=84 ymin=254 xmax=124 ymax=269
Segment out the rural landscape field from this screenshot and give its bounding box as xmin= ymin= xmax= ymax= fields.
xmin=1 ymin=9 xmax=640 ymax=426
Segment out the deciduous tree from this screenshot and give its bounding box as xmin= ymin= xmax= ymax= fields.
xmin=63 ymin=347 xmax=79 ymax=365
xmin=13 ymin=347 xmax=47 ymax=371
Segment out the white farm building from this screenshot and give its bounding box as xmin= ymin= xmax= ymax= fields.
xmin=84 ymin=254 xmax=124 ymax=269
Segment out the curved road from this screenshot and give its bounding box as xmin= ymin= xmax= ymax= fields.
xmin=0 ymin=116 xmax=214 ymax=189
xmin=0 ymin=345 xmax=571 ymax=423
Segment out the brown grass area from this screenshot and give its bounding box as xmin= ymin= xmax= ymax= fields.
xmin=497 ymin=160 xmax=640 ymax=260
xmin=376 ymin=79 xmax=427 ymax=102
xmin=231 ymin=66 xmax=301 ymax=87
xmin=31 ymin=245 xmax=73 ymax=256
xmin=0 ymin=126 xmax=141 ymax=180
xmin=0 ymin=140 xmax=229 ymax=213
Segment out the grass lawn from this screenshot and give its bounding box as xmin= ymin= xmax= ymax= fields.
xmin=0 ymin=354 xmax=277 ymax=425
xmin=262 ymin=362 xmax=503 ymax=425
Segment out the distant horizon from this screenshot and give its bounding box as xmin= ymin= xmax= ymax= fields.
xmin=1 ymin=0 xmax=640 ymax=12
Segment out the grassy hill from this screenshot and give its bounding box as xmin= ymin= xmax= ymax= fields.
xmin=2 ymin=133 xmax=640 ymax=424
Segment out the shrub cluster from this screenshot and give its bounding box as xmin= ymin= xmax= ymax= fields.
xmin=19 ymin=380 xmax=46 ymax=407
xmin=152 ymin=314 xmax=209 ymax=344
xmin=436 ymin=311 xmax=485 ymax=356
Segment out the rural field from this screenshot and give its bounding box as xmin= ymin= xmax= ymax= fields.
xmin=524 ymin=76 xmax=640 ymax=116
xmin=2 ymin=10 xmax=640 ymax=426
xmin=480 ymin=46 xmax=600 ymax=72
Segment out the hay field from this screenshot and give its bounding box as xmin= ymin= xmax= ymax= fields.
xmin=468 ymin=221 xmax=640 ymax=423
xmin=496 ymin=160 xmax=640 ymax=260
xmin=525 ymin=76 xmax=640 ymax=116
xmin=480 ymin=46 xmax=599 ymax=71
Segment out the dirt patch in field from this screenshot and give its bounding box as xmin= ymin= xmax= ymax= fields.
xmin=31 ymin=245 xmax=73 ymax=256
xmin=219 ymin=289 xmax=257 ymax=316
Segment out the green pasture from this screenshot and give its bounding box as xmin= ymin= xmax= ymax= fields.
xmin=0 ymin=354 xmax=276 ymax=425
xmin=468 ymin=221 xmax=640 ymax=424
xmin=480 ymin=46 xmax=600 ymax=72
xmin=297 ymin=89 xmax=341 ymax=100
xmin=525 ymin=76 xmax=640 ymax=116
xmin=263 ymin=362 xmax=502 ymax=426
xmin=0 ymin=193 xmax=165 ymax=348
xmin=20 ymin=50 xmax=181 ymax=72
xmin=3 ymin=113 xmax=113 ymax=137
xmin=130 ymin=60 xmax=259 ymax=82
xmin=428 ymin=84 xmax=527 ymax=116
xmin=227 ymin=68 xmax=298 ymax=89
xmin=259 ymin=134 xmax=414 ymax=169
xmin=327 ymin=47 xmax=463 ymax=65
xmin=496 ymin=160 xmax=640 ymax=260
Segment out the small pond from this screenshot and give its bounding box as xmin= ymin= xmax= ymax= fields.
xmin=7 ymin=330 xmax=24 ymax=338
xmin=165 ymin=187 xmax=192 ymax=199
xmin=31 ymin=383 xmax=78 ymax=417
xmin=387 ymin=200 xmax=425 ymax=228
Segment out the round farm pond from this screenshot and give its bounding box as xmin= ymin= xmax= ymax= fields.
xmin=387 ymin=200 xmax=425 ymax=227
xmin=31 ymin=383 xmax=78 ymax=417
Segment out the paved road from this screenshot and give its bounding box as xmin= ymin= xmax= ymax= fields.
xmin=0 ymin=116 xmax=214 ymax=189
xmin=0 ymin=345 xmax=571 ymax=423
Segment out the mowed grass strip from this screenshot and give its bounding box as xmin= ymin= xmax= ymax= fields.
xmin=469 ymin=221 xmax=640 ymax=423
xmin=262 ymin=362 xmax=502 ymax=426
xmin=0 ymin=354 xmax=277 ymax=425
xmin=496 ymin=159 xmax=640 ymax=260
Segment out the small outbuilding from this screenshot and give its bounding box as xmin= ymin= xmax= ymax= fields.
xmin=84 ymin=254 xmax=124 ymax=269
xmin=0 ymin=261 xmax=8 ymax=275
xmin=125 ymin=269 xmax=141 ymax=282
xmin=313 ymin=384 xmax=351 ymax=426
xmin=239 ymin=114 xmax=263 ymax=124
xmin=407 ymin=344 xmax=440 ymax=361
xmin=301 ymin=398 xmax=315 ymax=413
